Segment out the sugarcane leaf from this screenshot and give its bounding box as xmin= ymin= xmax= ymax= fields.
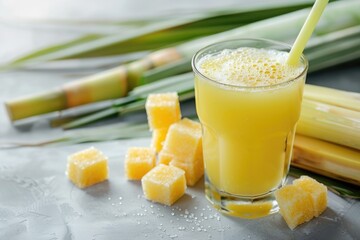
xmin=0 ymin=137 xmax=71 ymax=149
xmin=3 ymin=19 xmax=198 ymax=68
xmin=307 ymin=38 xmax=360 ymax=71
xmin=289 ymin=167 xmax=360 ymax=199
xmin=144 ymin=27 xmax=360 ymax=83
xmin=178 ymin=0 xmax=360 ymax=58
xmin=18 ymin=51 xmax=148 ymax=72
xmin=142 ymin=3 xmax=360 ymax=83
xmin=310 ymin=48 xmax=360 ymax=72
xmin=132 ymin=72 xmax=193 ymax=96
xmin=142 ymin=58 xmax=192 ymax=84
xmin=62 ymin=108 xmax=120 ymax=129
xmin=12 ymin=34 xmax=103 ymax=64
xmin=3 ymin=1 xmax=314 ymax=69
xmin=56 ymin=121 xmax=150 ymax=145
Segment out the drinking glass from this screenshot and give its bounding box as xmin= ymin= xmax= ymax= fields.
xmin=192 ymin=38 xmax=308 ymax=218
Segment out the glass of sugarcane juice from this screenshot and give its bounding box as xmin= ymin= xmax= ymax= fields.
xmin=192 ymin=39 xmax=308 ymax=218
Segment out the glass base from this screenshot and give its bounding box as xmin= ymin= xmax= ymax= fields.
xmin=205 ymin=175 xmax=280 ymax=219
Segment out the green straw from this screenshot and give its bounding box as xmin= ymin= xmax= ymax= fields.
xmin=287 ymin=0 xmax=329 ymax=66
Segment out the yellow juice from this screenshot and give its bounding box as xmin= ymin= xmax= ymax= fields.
xmin=195 ymin=47 xmax=306 ymax=197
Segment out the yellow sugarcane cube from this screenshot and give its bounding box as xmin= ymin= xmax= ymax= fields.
xmin=66 ymin=147 xmax=109 ymax=188
xmin=145 ymin=92 xmax=181 ymax=130
xmin=293 ymin=176 xmax=327 ymax=217
xmin=160 ymin=118 xmax=202 ymax=163
xmin=151 ymin=128 xmax=168 ymax=153
xmin=275 ymin=185 xmax=314 ymax=230
xmin=142 ymin=164 xmax=186 ymax=206
xmin=169 ymin=159 xmax=204 ymax=186
xmin=125 ymin=147 xmax=156 ymax=180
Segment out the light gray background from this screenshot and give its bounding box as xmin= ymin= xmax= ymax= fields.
xmin=0 ymin=0 xmax=359 ymax=239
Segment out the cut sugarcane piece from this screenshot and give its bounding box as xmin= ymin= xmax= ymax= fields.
xmin=125 ymin=147 xmax=156 ymax=180
xmin=160 ymin=118 xmax=202 ymax=163
xmin=145 ymin=92 xmax=181 ymax=130
xmin=293 ymin=176 xmax=327 ymax=217
xmin=169 ymin=159 xmax=204 ymax=186
xmin=66 ymin=147 xmax=109 ymax=188
xmin=275 ymin=185 xmax=315 ymax=230
xmin=275 ymin=175 xmax=328 ymax=230
xmin=142 ymin=164 xmax=186 ymax=206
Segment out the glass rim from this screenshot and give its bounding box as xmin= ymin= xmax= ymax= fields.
xmin=192 ymin=38 xmax=309 ymax=90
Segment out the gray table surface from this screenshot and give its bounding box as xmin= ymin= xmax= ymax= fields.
xmin=0 ymin=1 xmax=359 ymax=239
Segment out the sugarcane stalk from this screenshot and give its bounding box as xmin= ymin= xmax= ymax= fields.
xmin=61 ymin=73 xmax=195 ymax=129
xmin=5 ymin=89 xmax=67 ymax=121
xmin=5 ymin=48 xmax=182 ymax=121
xmin=296 ymin=99 xmax=360 ymax=150
xmin=142 ymin=58 xmax=191 ymax=84
xmin=289 ymin=167 xmax=360 ymax=198
xmin=292 ymin=134 xmax=360 ymax=186
xmin=304 ymin=84 xmax=360 ymax=112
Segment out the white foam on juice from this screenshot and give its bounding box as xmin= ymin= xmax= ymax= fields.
xmin=198 ymin=47 xmax=305 ymax=87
